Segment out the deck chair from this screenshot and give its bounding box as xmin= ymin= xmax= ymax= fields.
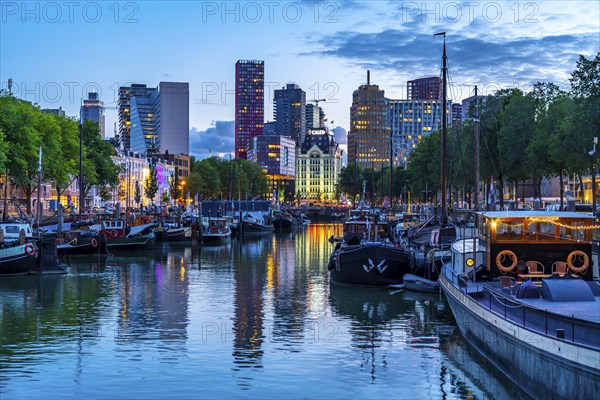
xmin=551 ymin=261 xmax=568 ymax=276
xmin=499 ymin=276 xmax=516 ymax=295
xmin=526 ymin=261 xmax=545 ymax=275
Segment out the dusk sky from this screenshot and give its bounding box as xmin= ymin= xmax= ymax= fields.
xmin=2 ymin=1 xmax=598 ymax=159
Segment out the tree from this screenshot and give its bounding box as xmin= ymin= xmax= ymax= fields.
xmin=134 ymin=180 xmax=141 ymax=207
xmin=169 ymin=169 xmax=181 ymax=202
xmin=80 ymin=120 xmax=119 ymax=201
xmin=144 ymin=163 xmax=159 ymax=205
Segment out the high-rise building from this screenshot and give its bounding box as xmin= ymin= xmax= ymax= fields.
xmin=263 ymin=121 xmax=277 ymax=136
xmin=248 ymin=134 xmax=296 ymax=201
xmin=407 ymin=76 xmax=441 ymax=101
xmin=296 ymin=128 xmax=343 ymax=203
xmin=118 ymin=84 xmax=155 ymax=150
xmin=388 ymin=99 xmax=449 ymax=166
xmin=235 ymin=60 xmax=264 ymax=159
xmin=461 ymin=94 xmax=489 ymax=121
xmin=348 ymin=72 xmax=390 ymax=170
xmin=80 ymin=92 xmax=106 ymax=137
xmin=274 ymin=83 xmax=306 ymax=146
xmin=119 ymin=82 xmax=189 ymax=156
xmin=154 ymin=82 xmax=189 ymax=155
xmin=306 ymin=103 xmax=325 ymax=129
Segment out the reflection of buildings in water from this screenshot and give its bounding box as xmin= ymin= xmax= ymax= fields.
xmin=231 ymin=236 xmax=271 ymax=370
xmin=113 ymin=247 xmax=190 ymax=347
xmin=268 ymin=233 xmax=309 ymax=350
xmin=199 ymin=242 xmax=233 ymax=268
xmin=440 ymin=332 xmax=530 ymax=400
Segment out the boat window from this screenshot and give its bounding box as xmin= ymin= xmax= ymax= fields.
xmin=496 ymin=221 xmax=524 ymax=241
xmin=560 ymin=220 xmax=586 ymax=241
xmin=5 ymin=226 xmax=19 ymax=233
xmin=526 ymin=221 xmax=555 ymax=240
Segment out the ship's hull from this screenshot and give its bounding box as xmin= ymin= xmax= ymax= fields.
xmin=330 ymin=243 xmax=410 ymax=287
xmin=440 ymin=272 xmax=600 ymax=400
xmin=241 ymin=221 xmax=274 ymax=234
xmin=106 ymin=234 xmax=156 ymax=251
xmin=0 ymin=243 xmax=38 ymax=275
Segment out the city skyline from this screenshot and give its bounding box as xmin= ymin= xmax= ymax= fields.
xmin=1 ymin=1 xmax=598 ymax=160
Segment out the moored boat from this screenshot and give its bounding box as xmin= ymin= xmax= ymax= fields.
xmin=440 ymin=210 xmax=600 ymax=399
xmin=202 ymin=217 xmax=231 ymax=244
xmin=241 ymin=212 xmax=274 ymax=234
xmin=402 ymin=273 xmax=439 ymax=293
xmin=93 ymin=219 xmax=156 ymax=251
xmin=0 ymin=222 xmax=39 ymax=275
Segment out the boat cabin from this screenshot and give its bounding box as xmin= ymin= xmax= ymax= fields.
xmin=475 ymin=211 xmax=595 ymax=280
xmin=207 ymin=217 xmax=229 ymax=234
xmin=0 ymin=223 xmax=34 ymax=243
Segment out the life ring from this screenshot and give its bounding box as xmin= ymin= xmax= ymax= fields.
xmin=110 ymin=230 xmax=118 ymax=238
xmin=496 ymin=250 xmax=518 ymax=273
xmin=567 ymin=250 xmax=589 ymax=274
xmin=25 ymin=243 xmax=36 ymax=256
xmin=90 ymin=238 xmax=98 ymax=248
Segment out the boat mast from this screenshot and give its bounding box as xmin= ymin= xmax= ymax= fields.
xmin=474 ymin=85 xmax=480 ymax=211
xmin=435 ymin=32 xmax=448 ymax=225
xmin=79 ymin=121 xmax=84 ymax=217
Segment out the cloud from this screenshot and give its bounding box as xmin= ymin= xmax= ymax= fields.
xmin=189 ymin=120 xmax=235 ymax=160
xmin=307 ymin=29 xmax=599 ymax=95
xmin=332 ymin=126 xmax=347 ymax=144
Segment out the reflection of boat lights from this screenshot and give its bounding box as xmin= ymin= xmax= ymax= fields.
xmin=180 ymin=265 xmax=185 ymax=282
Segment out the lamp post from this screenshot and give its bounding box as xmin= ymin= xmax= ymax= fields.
xmin=589 ymin=137 xmax=597 ymax=219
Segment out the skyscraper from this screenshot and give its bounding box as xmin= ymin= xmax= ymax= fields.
xmin=348 ymin=72 xmax=390 ymax=170
xmin=118 ymin=84 xmax=155 ymax=150
xmin=407 ymin=76 xmax=441 ymax=101
xmin=305 ymin=103 xmax=325 ymax=129
xmin=80 ymin=92 xmax=105 ymax=137
xmin=274 ymin=83 xmax=306 ymax=146
xmin=388 ymin=99 xmax=448 ymax=166
xmin=119 ymin=82 xmax=189 ymax=155
xmin=235 ymin=60 xmax=264 ymax=159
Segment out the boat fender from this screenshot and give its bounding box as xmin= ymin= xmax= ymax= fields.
xmin=25 ymin=243 xmax=36 ymax=256
xmin=567 ymin=250 xmax=589 ymax=273
xmin=90 ymin=238 xmax=98 ymax=248
xmin=496 ymin=250 xmax=517 ymax=273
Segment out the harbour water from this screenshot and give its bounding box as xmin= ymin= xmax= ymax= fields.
xmin=1 ymin=224 xmax=529 ymax=399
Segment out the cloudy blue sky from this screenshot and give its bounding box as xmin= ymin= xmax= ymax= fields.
xmin=2 ymin=1 xmax=598 ymax=159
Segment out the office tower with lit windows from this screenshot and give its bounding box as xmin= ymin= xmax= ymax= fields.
xmin=407 ymin=76 xmax=441 ymax=101
xmin=235 ymin=60 xmax=264 ymax=159
xmin=274 ymin=83 xmax=306 ymax=147
xmin=348 ymin=72 xmax=390 ymax=170
xmin=118 ymin=84 xmax=155 ymax=151
xmin=247 ymin=134 xmax=296 ymax=201
xmin=388 ymin=99 xmax=449 ymax=166
xmin=80 ymin=92 xmax=106 ymax=137
xmin=118 ymin=82 xmax=189 ymax=156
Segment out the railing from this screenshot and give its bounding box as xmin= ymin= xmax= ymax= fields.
xmin=480 ymin=286 xmax=600 ymax=349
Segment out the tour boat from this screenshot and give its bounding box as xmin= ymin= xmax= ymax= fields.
xmin=439 ymin=211 xmax=600 ymax=399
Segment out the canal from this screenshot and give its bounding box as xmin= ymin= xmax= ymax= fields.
xmin=1 ymin=224 xmax=528 ymax=399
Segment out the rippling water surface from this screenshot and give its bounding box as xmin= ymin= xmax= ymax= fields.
xmin=0 ymin=224 xmax=528 ymax=399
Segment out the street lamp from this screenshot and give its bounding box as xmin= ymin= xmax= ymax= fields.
xmin=589 ymin=137 xmax=597 ymax=218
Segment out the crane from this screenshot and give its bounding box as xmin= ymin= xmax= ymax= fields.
xmin=310 ymin=99 xmax=326 ymax=107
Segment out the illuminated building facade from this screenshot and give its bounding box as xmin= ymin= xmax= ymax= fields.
xmin=347 ymin=73 xmax=390 ymax=170
xmin=305 ymin=103 xmax=325 ymax=129
xmin=235 ymin=60 xmax=264 ymax=159
xmin=119 ymin=82 xmax=189 ymax=156
xmin=274 ymin=83 xmax=306 ymax=147
xmin=407 ymin=76 xmax=441 ymax=101
xmin=296 ymin=129 xmax=343 ymax=203
xmin=118 ymin=84 xmax=155 ymax=151
xmin=248 ymin=135 xmax=296 ymax=202
xmin=388 ymin=99 xmax=449 ymax=166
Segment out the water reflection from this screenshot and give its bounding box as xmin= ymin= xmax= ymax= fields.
xmin=1 ymin=225 xmax=527 ymax=399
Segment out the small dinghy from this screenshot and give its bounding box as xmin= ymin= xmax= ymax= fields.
xmin=403 ymin=274 xmax=439 ymax=293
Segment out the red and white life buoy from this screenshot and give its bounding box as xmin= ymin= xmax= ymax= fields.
xmin=25 ymin=243 xmax=36 ymax=257
xmin=90 ymin=238 xmax=99 ymax=248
